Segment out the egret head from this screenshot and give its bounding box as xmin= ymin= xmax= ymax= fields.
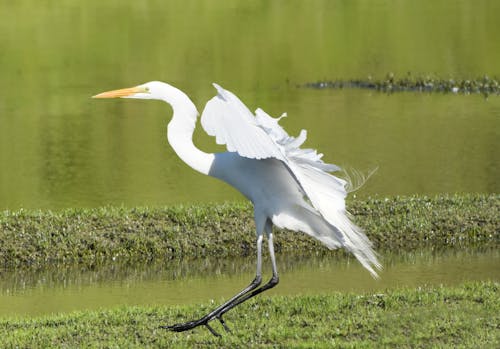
xmin=92 ymin=81 xmax=173 ymax=100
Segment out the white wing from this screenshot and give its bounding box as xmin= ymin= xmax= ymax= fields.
xmin=201 ymin=84 xmax=284 ymax=160
xmin=201 ymin=83 xmax=381 ymax=276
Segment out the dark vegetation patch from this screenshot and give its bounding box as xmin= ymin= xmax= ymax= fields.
xmin=303 ymin=73 xmax=500 ymax=96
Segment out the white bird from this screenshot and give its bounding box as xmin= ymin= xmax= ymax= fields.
xmin=93 ymin=81 xmax=381 ymax=336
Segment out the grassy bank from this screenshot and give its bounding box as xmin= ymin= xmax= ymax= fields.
xmin=0 ymin=281 xmax=497 ymax=348
xmin=0 ymin=194 xmax=498 ymax=269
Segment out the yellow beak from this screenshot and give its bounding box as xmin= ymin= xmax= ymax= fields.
xmin=92 ymin=86 xmax=143 ymax=99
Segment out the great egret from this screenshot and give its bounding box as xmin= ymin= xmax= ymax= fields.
xmin=93 ymin=81 xmax=381 ymax=336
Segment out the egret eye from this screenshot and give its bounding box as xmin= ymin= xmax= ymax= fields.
xmin=144 ymin=86 xmax=150 ymax=92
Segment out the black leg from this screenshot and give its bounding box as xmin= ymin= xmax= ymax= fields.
xmin=162 ymin=275 xmax=262 ymax=335
xmin=163 ymin=231 xmax=280 ymax=336
xmin=162 ymin=235 xmax=265 ymax=335
xmin=217 ymin=275 xmax=279 ymax=319
xmin=216 ymin=232 xmax=279 ymax=318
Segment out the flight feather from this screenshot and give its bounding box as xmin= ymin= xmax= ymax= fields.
xmin=201 ymin=84 xmax=381 ymax=277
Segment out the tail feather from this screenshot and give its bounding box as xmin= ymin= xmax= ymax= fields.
xmin=341 ymin=166 xmax=378 ymax=193
xmin=329 ymin=212 xmax=381 ymax=278
xmin=289 ymin=163 xmax=382 ymax=278
xmin=250 ymin=106 xmax=381 ymax=277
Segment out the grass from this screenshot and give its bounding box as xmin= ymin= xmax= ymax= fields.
xmin=0 ymin=195 xmax=497 ymax=347
xmin=0 ymin=194 xmax=498 ymax=269
xmin=0 ymin=281 xmax=497 ymax=348
xmin=0 ymin=194 xmax=500 ymax=268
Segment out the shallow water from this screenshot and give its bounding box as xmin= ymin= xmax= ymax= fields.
xmin=1 ymin=250 xmax=497 ymax=317
xmin=1 ymin=1 xmax=499 ymax=209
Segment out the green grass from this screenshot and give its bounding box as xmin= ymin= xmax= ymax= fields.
xmin=0 ymin=282 xmax=497 ymax=348
xmin=1 ymin=196 xmax=498 ymax=347
xmin=1 ymin=194 xmax=498 ymax=269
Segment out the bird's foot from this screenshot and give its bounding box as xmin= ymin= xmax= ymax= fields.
xmin=161 ymin=320 xmax=200 ymax=332
xmin=217 ymin=315 xmax=232 ymax=333
xmin=161 ymin=314 xmax=230 ymax=337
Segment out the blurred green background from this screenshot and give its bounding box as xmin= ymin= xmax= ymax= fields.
xmin=1 ymin=0 xmax=499 ymax=209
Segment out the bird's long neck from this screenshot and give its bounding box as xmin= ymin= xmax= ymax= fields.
xmin=163 ymin=86 xmax=214 ymax=175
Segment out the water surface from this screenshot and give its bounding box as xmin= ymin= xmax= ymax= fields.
xmin=1 ymin=250 xmax=497 ymax=317
xmin=1 ymin=1 xmax=499 ymax=209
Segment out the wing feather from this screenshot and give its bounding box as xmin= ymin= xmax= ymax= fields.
xmin=201 ymin=83 xmax=381 ymax=276
xmin=201 ymin=84 xmax=284 ymax=160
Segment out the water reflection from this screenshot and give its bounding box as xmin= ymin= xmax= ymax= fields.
xmin=1 ymin=1 xmax=499 ymax=209
xmin=0 ymin=250 xmax=497 ymax=317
